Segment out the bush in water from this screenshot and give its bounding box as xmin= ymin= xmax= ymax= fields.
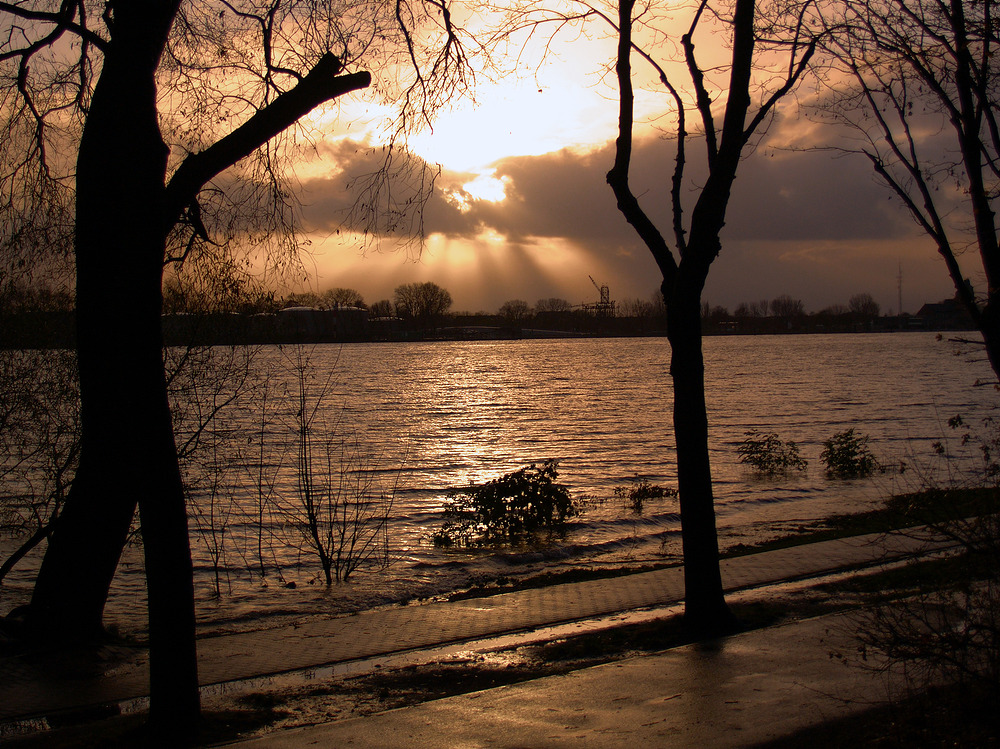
xmin=614 ymin=475 xmax=678 ymax=514
xmin=433 ymin=460 xmax=576 ymax=547
xmin=737 ymin=430 xmax=807 ymax=476
xmin=821 ymin=428 xmax=883 ymax=478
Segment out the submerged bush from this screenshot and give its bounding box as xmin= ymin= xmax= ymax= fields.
xmin=432 ymin=459 xmax=576 ymax=547
xmin=821 ymin=428 xmax=883 ymax=478
xmin=614 ymin=475 xmax=677 ymax=514
xmin=737 ymin=430 xmax=807 ymax=475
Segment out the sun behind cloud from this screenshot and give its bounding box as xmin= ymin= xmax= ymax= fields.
xmin=407 ymin=68 xmax=618 ymax=174
xmin=462 ymin=172 xmax=509 ymax=202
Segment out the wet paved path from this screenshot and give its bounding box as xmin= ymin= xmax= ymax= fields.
xmin=232 ymin=610 xmax=893 ymax=748
xmin=0 ymin=529 xmax=945 ymax=724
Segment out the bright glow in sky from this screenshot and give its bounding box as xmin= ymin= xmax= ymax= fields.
xmin=460 ymin=172 xmax=509 ymax=202
xmin=297 ymin=10 xmax=959 ymax=317
xmin=407 ymin=77 xmax=617 ymax=173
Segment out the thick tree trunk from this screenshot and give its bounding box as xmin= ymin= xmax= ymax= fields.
xmin=665 ymin=284 xmax=736 ymax=634
xmin=30 ymin=43 xmax=172 ymax=639
xmin=977 ymin=301 xmax=1000 ymax=379
xmin=21 ymin=4 xmax=371 ymax=736
xmin=29 ymin=2 xmax=200 ymax=731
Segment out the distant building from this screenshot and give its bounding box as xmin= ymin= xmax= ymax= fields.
xmin=162 ymin=306 xmax=370 ymax=345
xmin=276 ymin=305 xmax=369 ymax=341
xmin=915 ymin=298 xmax=976 ymax=330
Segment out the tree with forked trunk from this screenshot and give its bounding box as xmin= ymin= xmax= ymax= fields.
xmin=1 ymin=0 xmax=470 ymax=732
xmin=484 ymin=0 xmax=823 ymax=633
xmin=608 ymin=0 xmax=823 ymax=631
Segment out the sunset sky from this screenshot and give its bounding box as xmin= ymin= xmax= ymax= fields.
xmin=288 ymin=19 xmax=956 ymax=317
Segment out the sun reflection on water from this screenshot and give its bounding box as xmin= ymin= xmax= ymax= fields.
xmin=5 ymin=333 xmax=991 ymax=634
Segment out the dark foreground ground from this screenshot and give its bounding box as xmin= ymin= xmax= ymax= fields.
xmin=1 ymin=511 xmax=997 ymax=747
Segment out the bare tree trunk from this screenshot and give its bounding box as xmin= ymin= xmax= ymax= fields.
xmin=978 ymin=307 xmax=1000 ymax=377
xmin=605 ymin=0 xmax=744 ymax=634
xmin=28 ymin=1 xmax=200 ymax=731
xmin=665 ymin=284 xmax=735 ymax=632
xmin=949 ymin=0 xmax=1000 ymax=378
xmin=21 ymin=4 xmax=372 ymax=732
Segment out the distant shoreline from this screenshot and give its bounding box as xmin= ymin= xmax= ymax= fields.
xmin=0 ymin=309 xmax=978 ymax=350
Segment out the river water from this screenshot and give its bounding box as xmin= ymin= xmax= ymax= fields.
xmin=1 ymin=332 xmax=995 ymax=634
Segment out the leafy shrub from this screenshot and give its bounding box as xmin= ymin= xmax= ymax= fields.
xmin=432 ymin=460 xmax=576 ymax=547
xmin=821 ymin=428 xmax=883 ymax=478
xmin=737 ymin=429 xmax=807 ymax=475
xmin=614 ymin=475 xmax=677 ymax=514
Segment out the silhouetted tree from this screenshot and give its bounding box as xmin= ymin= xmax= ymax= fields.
xmin=817 ymin=0 xmax=1000 ymax=376
xmin=821 ymin=304 xmax=850 ymax=317
xmin=606 ymin=0 xmax=823 ymax=632
xmin=734 ymin=299 xmax=769 ymax=318
xmin=394 ymin=281 xmax=453 ymax=326
xmin=369 ymin=299 xmax=396 ymax=318
xmin=770 ymin=295 xmax=806 ymax=320
xmin=491 ymin=0 xmax=822 ymax=631
xmin=282 ymin=291 xmax=323 ymax=308
xmin=849 ymin=292 xmax=880 ymax=318
xmin=321 ymin=288 xmax=366 ymax=308
xmin=648 ymin=289 xmax=667 ymax=320
xmin=283 ymin=288 xmax=366 ymax=309
xmin=499 ymin=298 xmax=532 ymax=323
xmin=619 ymin=297 xmax=657 ymax=317
xmin=0 ymin=282 xmax=74 ymax=314
xmin=162 ymin=267 xmax=276 ymax=314
xmin=701 ymin=303 xmax=730 ymax=321
xmin=536 ymin=297 xmax=572 ymax=313
xmin=1 ymin=0 xmax=469 ymax=733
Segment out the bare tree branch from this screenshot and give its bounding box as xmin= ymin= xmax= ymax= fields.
xmin=815 ymin=0 xmax=1000 ymax=374
xmin=606 ymin=0 xmax=676 ymax=279
xmin=164 ymin=53 xmax=370 ymax=233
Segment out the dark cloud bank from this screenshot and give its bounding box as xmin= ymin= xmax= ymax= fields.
xmin=301 ymin=134 xmax=954 ymax=313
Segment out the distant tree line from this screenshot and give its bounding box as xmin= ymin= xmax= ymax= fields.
xmin=159 ymin=279 xmax=454 ymax=329
xmin=703 ymin=292 xmax=902 ymax=333
xmin=0 ymin=283 xmax=76 ymax=348
xmin=0 ymin=279 xmax=970 ymax=347
xmin=730 ymin=292 xmax=879 ymax=320
xmin=0 ymin=282 xmax=74 ymax=314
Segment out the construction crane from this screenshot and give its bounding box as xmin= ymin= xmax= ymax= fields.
xmin=585 ymin=276 xmax=616 ymax=317
xmin=589 ymin=275 xmax=611 ymax=306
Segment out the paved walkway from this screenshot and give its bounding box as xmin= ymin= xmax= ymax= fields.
xmin=231 ymin=609 xmax=898 ymax=748
xmin=0 ymin=529 xmax=945 ymax=726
